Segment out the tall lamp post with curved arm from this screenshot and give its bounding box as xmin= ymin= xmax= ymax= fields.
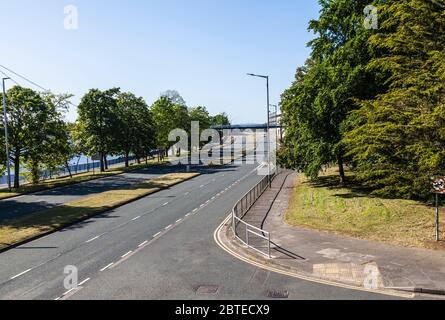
xmin=247 ymin=73 xmax=271 ymax=187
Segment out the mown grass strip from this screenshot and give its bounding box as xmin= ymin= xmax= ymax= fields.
xmin=0 ymin=172 xmax=199 ymax=250
xmin=286 ymin=169 xmax=445 ymax=250
xmin=286 ymin=170 xmax=445 ymax=250
xmin=0 ymin=159 xmax=169 ymax=201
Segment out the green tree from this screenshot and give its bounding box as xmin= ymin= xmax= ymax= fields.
xmin=344 ymin=0 xmax=445 ymax=199
xmin=1 ymin=86 xmax=71 ymax=187
xmin=151 ymin=93 xmax=189 ymax=156
xmin=211 ymin=113 xmax=231 ymax=127
xmin=37 ymin=93 xmax=74 ymax=181
xmin=189 ymin=106 xmax=211 ymax=130
xmin=116 ymin=92 xmax=155 ymax=167
xmin=280 ymin=0 xmax=380 ymax=185
xmin=77 ymin=88 xmax=121 ymax=172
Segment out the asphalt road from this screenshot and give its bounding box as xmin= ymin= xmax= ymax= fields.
xmin=0 ymin=144 xmax=241 ymax=222
xmin=0 ymin=157 xmax=403 ymax=300
xmin=0 ymin=166 xmax=185 ymax=222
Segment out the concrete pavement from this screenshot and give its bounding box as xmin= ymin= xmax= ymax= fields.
xmin=225 ymin=170 xmax=445 ymax=297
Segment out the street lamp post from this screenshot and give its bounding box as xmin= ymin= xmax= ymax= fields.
xmin=247 ymin=73 xmax=271 ymax=187
xmin=2 ymin=77 xmax=11 ymax=191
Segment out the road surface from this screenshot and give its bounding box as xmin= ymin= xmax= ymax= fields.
xmin=0 ymin=161 xmax=401 ymax=300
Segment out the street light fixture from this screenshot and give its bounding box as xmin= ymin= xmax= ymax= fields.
xmin=247 ymin=73 xmax=271 ymax=187
xmin=2 ymin=77 xmax=11 ymax=191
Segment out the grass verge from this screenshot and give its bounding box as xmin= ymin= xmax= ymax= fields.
xmin=0 ymin=172 xmax=199 ymax=250
xmin=286 ymin=169 xmax=445 ymax=250
xmin=0 ymin=159 xmax=169 ymax=201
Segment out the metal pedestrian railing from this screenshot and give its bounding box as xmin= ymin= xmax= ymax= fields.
xmin=231 ymin=167 xmax=279 ymax=258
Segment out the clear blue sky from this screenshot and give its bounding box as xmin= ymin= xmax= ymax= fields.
xmin=1 ymin=0 xmax=320 ymax=124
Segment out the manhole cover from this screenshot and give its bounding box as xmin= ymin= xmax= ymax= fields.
xmin=267 ymin=290 xmax=289 ymax=299
xmin=196 ymin=285 xmax=219 ymax=295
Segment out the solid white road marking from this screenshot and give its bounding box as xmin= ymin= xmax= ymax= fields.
xmin=10 ymin=268 xmax=32 ymax=280
xmin=86 ymin=236 xmax=100 ymax=243
xmin=78 ymin=278 xmax=90 ymax=286
xmin=62 ymin=288 xmax=76 ymax=296
xmin=122 ymin=251 xmax=133 ymax=258
xmin=100 ymin=262 xmax=114 ymax=272
xmin=139 ymin=241 xmax=148 ymax=247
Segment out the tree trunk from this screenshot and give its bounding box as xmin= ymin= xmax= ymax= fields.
xmin=65 ymin=160 xmax=73 ymax=178
xmin=31 ymin=161 xmax=40 ymax=184
xmin=337 ymin=153 xmax=346 ymax=186
xmin=100 ymin=153 xmax=105 ymax=172
xmin=13 ymin=150 xmax=20 ymax=189
xmin=104 ymin=155 xmax=109 ymax=170
xmin=125 ymin=151 xmax=130 ymax=168
xmin=75 ymin=156 xmax=81 ymax=174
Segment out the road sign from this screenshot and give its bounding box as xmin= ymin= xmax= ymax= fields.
xmin=433 ymin=177 xmax=445 ymax=194
xmin=432 ymin=177 xmax=444 ymax=242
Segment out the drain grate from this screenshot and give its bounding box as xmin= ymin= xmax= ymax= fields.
xmin=267 ymin=289 xmax=289 ymax=299
xmin=196 ymin=285 xmax=219 ymax=295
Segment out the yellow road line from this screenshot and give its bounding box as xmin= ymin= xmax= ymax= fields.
xmin=214 ymin=214 xmax=414 ymax=299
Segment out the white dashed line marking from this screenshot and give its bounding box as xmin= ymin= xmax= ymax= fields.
xmin=193 ymin=208 xmax=198 ymax=212
xmin=200 ymin=185 xmax=205 ymax=188
xmin=176 ymin=219 xmax=183 ymax=223
xmin=153 ymin=232 xmax=162 ymax=238
xmin=185 ymin=213 xmax=191 ymax=217
xmin=100 ymin=263 xmax=114 ymax=272
xmin=165 ymin=224 xmax=173 ymax=230
xmin=162 ymin=202 xmax=169 ymax=206
xmin=139 ymin=241 xmax=148 ymax=248
xmin=11 ymin=269 xmax=32 ymax=280
xmin=121 ymin=251 xmax=133 ymax=258
xmin=78 ymin=278 xmax=90 ymax=286
xmin=86 ymin=236 xmax=100 ymax=243
xmin=184 ymin=192 xmax=190 ymax=195
xmin=132 ymin=216 xmax=141 ymax=221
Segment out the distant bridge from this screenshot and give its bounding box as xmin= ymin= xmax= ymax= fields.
xmin=211 ymin=124 xmax=283 ymax=130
